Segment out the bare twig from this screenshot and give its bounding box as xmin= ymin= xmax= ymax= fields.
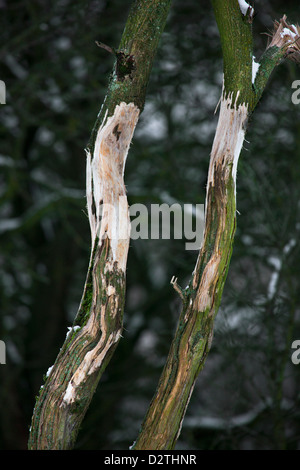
xmin=95 ymin=41 xmax=115 ymax=55
xmin=170 ymin=276 xmax=185 ymax=301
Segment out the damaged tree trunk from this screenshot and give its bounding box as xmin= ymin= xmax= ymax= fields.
xmin=28 ymin=0 xmax=171 ymax=450
xmin=132 ymin=0 xmax=300 ymax=450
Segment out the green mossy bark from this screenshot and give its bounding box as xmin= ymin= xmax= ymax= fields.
xmin=253 ymin=45 xmax=286 ymax=106
xmin=211 ymin=0 xmax=254 ymax=107
xmin=211 ymin=0 xmax=288 ymax=112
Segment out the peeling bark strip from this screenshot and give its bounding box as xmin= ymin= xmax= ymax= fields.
xmin=87 ymin=102 xmax=140 ymax=268
xmin=207 ymin=91 xmax=248 ymax=191
xmin=28 ymin=0 xmax=172 ymax=451
xmin=192 ymin=90 xmax=248 ymax=310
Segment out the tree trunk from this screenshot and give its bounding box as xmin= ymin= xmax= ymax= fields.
xmin=132 ymin=0 xmax=300 ymax=450
xmin=28 ymin=0 xmax=172 ymax=450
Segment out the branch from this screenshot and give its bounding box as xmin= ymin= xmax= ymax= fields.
xmin=28 ymin=0 xmax=172 ymax=450
xmin=132 ymin=1 xmax=299 ymax=451
xmin=170 ymin=276 xmax=185 ymax=301
xmin=132 ymin=0 xmax=251 ymax=450
xmin=211 ymin=0 xmax=254 ymax=106
xmin=254 ymin=16 xmax=300 ymax=105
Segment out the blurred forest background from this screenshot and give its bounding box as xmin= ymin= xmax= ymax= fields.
xmin=0 ymin=0 xmax=300 ymax=450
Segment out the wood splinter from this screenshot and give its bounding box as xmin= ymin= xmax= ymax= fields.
xmin=170 ymin=276 xmax=184 ymax=300
xmin=95 ymin=41 xmax=115 ymax=55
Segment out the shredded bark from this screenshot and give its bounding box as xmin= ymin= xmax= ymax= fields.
xmin=268 ymin=15 xmax=300 ymax=63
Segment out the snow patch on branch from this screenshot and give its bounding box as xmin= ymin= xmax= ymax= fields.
xmin=238 ymin=0 xmax=254 ymax=17
xmin=252 ymin=57 xmax=260 ymax=84
xmin=281 ymin=27 xmax=298 ymax=41
xmin=65 ymin=325 xmax=81 ymax=340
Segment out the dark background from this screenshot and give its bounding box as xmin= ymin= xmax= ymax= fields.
xmin=0 ymin=0 xmax=300 ymax=450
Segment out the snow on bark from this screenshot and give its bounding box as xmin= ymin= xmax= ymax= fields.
xmin=238 ymin=0 xmax=254 ymax=17
xmin=252 ymin=57 xmax=260 ymax=84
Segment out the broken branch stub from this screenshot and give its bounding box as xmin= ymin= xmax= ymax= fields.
xmin=268 ymin=15 xmax=300 ymax=63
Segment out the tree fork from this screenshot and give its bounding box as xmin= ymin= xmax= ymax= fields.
xmin=28 ymin=0 xmax=172 ymax=450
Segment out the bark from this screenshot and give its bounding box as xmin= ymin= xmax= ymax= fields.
xmin=132 ymin=0 xmax=300 ymax=450
xmin=28 ymin=0 xmax=171 ymax=450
